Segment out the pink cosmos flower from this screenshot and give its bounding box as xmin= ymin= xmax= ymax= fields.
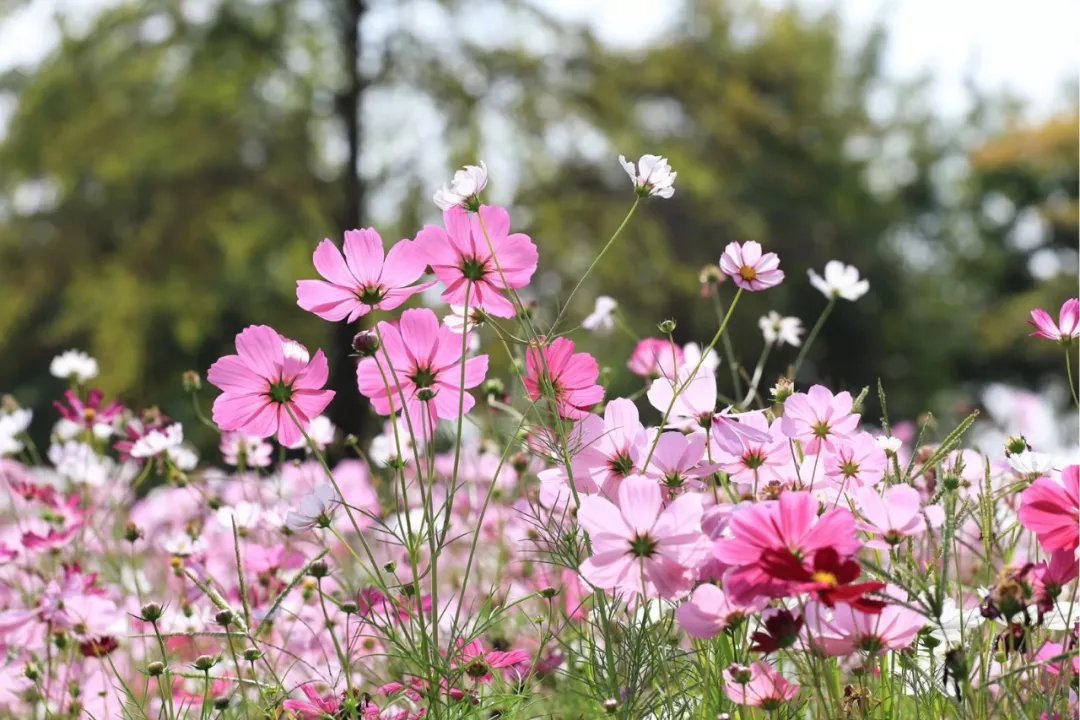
xmin=524 ymin=337 xmax=604 ymax=420
xmin=719 ymin=241 xmax=785 ymax=291
xmin=572 ymin=399 xmax=648 ymax=497
xmin=416 ymin=205 xmax=538 ymax=318
xmin=455 ymin=640 xmax=531 ymax=683
xmin=823 ymin=431 xmax=887 ymax=491
xmin=780 ymin=384 xmax=860 ymax=454
xmin=207 ymin=326 xmax=335 ymax=447
xmin=646 ymin=367 xmax=717 ymax=430
xmin=723 ymin=661 xmax=800 ymax=710
xmin=296 ymin=229 xmax=432 ymax=322
xmin=1028 ymin=298 xmax=1079 ymax=344
xmin=627 ymin=338 xmax=684 ymax=379
xmin=714 ymin=491 xmax=861 ymax=604
xmin=646 ymin=431 xmax=718 ymax=496
xmin=713 ymin=411 xmax=789 ymax=485
xmin=855 ymin=485 xmax=944 ymax=549
xmin=802 ymin=600 xmax=924 ymax=656
xmin=1018 ymin=465 xmax=1079 ymax=553
xmin=709 ymin=408 xmax=774 ymax=455
xmin=282 ymin=684 xmax=342 ymax=719
xmin=578 ymin=474 xmax=711 ymax=599
xmin=355 ymin=308 xmax=489 ymax=434
xmin=676 ymin=583 xmax=767 ymax=639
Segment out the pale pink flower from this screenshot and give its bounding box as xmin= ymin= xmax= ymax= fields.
xmin=677 ymin=583 xmax=767 ymax=639
xmin=220 ymin=433 xmax=273 ymax=468
xmin=578 ymin=475 xmax=711 ymax=599
xmin=355 ymin=308 xmax=489 ymax=434
xmin=1018 ymin=464 xmax=1079 ymax=553
xmin=802 ymin=600 xmax=924 ymax=656
xmin=207 ymin=326 xmax=335 ymax=447
xmin=646 ymin=367 xmax=716 ymax=430
xmin=524 ymin=337 xmax=604 ymax=420
xmin=780 ymin=384 xmax=860 ymax=454
xmin=1028 ymin=298 xmax=1079 ymax=344
xmin=646 ymin=431 xmax=718 ymax=495
xmin=627 ymin=338 xmax=684 ymax=379
xmin=296 ymin=229 xmax=431 ymax=322
xmin=723 ymin=661 xmax=800 ymax=710
xmin=713 ymin=411 xmax=790 ymax=486
xmin=714 ymin=491 xmax=861 ymax=604
xmin=709 ymin=408 xmax=773 ymax=455
xmin=416 ymin=205 xmax=538 ymax=318
xmin=282 ymin=684 xmax=342 ymax=719
xmin=855 ymin=484 xmax=943 ymax=549
xmin=719 ymin=241 xmax=784 ymax=292
xmin=823 ymin=431 xmax=887 ymax=489
xmin=572 ymin=399 xmax=648 ymax=497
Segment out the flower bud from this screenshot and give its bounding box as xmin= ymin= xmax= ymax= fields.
xmin=242 ymin=648 xmax=262 ymax=662
xmin=213 ymin=696 xmax=231 ymax=711
xmin=351 ymin=331 xmax=380 ymax=357
xmin=215 ymin=610 xmax=234 ymax=626
xmin=193 ymin=655 xmax=218 ymax=672
xmin=657 ymin=319 xmax=677 ymax=334
xmin=124 ymin=522 xmax=143 ymax=543
xmin=146 ymin=661 xmax=165 ymax=677
xmin=770 ymin=377 xmax=794 ymax=404
xmin=140 ymin=603 xmax=164 ymax=623
xmin=603 ymin=698 xmax=619 ymax=714
xmin=341 ymin=601 xmax=359 ymax=615
xmin=308 ymin=560 xmax=330 ymax=579
xmin=181 ymin=370 xmax=202 ymax=392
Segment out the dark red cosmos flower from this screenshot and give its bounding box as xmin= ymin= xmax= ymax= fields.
xmin=750 ymin=609 xmax=804 ymax=654
xmin=759 ymin=547 xmax=886 ymax=614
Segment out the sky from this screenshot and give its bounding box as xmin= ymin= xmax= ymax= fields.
xmin=1 ymin=0 xmax=1076 ymax=118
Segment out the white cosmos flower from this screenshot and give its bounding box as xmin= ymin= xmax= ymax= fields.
xmin=48 ymin=441 xmax=115 ymax=487
xmin=808 ymin=260 xmax=869 ymax=301
xmin=875 ymin=435 xmax=903 ymax=455
xmin=433 ymin=161 xmax=488 ymax=210
xmin=1007 ymin=450 xmax=1053 ymax=477
xmin=618 ymin=154 xmax=676 ymax=199
xmin=285 ymin=415 xmax=337 ymax=451
xmin=758 ymin=311 xmax=804 ymax=347
xmin=130 ymin=423 xmax=184 ymax=459
xmin=582 ymin=296 xmax=618 ymax=334
xmin=285 ymin=484 xmax=339 ymax=532
xmin=0 ymin=408 xmax=32 ymax=456
xmin=682 ymin=342 xmax=719 ymax=375
xmin=161 ymin=532 xmax=206 ymax=557
xmin=49 ymin=350 xmax=99 ymax=383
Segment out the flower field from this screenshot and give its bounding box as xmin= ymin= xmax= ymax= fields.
xmin=0 ymin=159 xmax=1076 ymax=719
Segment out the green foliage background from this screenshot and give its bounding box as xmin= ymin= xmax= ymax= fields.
xmin=0 ymin=0 xmax=1076 ymax=449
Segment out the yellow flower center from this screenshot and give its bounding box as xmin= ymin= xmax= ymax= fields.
xmin=811 ymin=571 xmax=838 ymax=586
xmin=739 ymin=266 xmax=758 ymax=281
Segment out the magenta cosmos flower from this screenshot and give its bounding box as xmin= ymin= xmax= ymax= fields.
xmin=627 ymin=337 xmax=684 ymax=379
xmin=524 ymin=337 xmax=604 ymax=420
xmin=1028 ymin=298 xmax=1079 ymax=344
xmin=355 ymin=308 xmax=489 ymax=434
xmin=719 ymin=241 xmax=784 ymax=291
xmin=296 ymin=228 xmax=432 ymax=322
xmin=1018 ymin=464 xmax=1079 ymax=554
xmin=714 ymin=491 xmax=861 ymax=604
xmin=416 ymin=205 xmax=538 ymax=319
xmin=578 ymin=474 xmax=711 ymax=599
xmin=207 ymin=326 xmax=334 ymax=447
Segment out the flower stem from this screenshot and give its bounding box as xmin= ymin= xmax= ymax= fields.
xmin=1066 ymin=347 xmax=1079 ymax=408
xmin=549 ymin=197 xmax=640 ymax=334
xmin=791 ymin=297 xmax=836 ymax=379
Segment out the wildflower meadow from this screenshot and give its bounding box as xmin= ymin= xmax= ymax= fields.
xmin=0 ymin=158 xmax=1077 ymax=720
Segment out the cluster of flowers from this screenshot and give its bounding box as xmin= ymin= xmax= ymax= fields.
xmin=0 ymin=155 xmax=1076 ymax=719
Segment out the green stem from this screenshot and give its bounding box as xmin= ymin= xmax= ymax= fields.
xmin=641 ymin=288 xmax=743 ymax=470
xmin=1066 ymin=347 xmax=1079 ymax=408
xmin=549 ymin=198 xmax=640 ymax=334
xmin=791 ymin=297 xmax=835 ymax=379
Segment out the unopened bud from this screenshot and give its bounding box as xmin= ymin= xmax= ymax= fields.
xmin=341 ymin=601 xmax=359 ymax=615
xmin=242 ymin=648 xmax=262 ymax=662
xmin=351 ymin=331 xmax=380 ymax=357
xmin=140 ymin=603 xmax=164 ymax=623
xmin=771 ymin=377 xmax=795 ymax=404
xmin=124 ymin=523 xmax=143 ymax=543
xmin=603 ymin=698 xmax=619 ymax=714
xmin=657 ymin=319 xmax=676 ymax=334
xmin=193 ymin=655 xmax=218 ymax=672
xmin=181 ymin=371 xmax=202 ymax=392
xmin=308 ymin=560 xmax=330 ymax=579
xmin=146 ymin=661 xmax=165 ymax=677
xmin=215 ymin=610 xmax=234 ymax=626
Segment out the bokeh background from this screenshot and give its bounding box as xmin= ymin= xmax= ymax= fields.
xmin=0 ymin=0 xmax=1077 ymax=454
